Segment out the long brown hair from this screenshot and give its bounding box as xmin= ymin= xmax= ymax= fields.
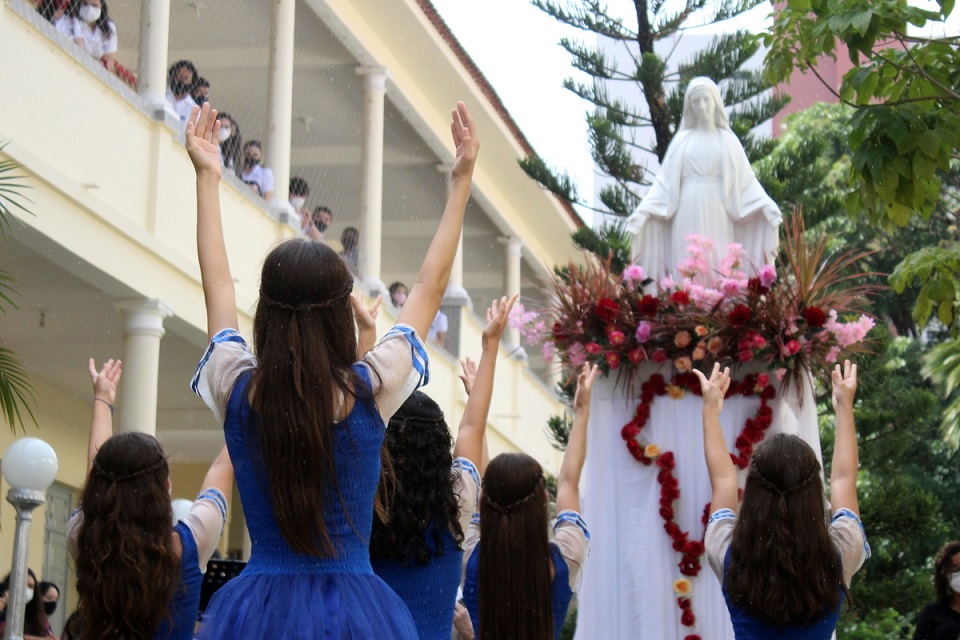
xmin=251 ymin=238 xmax=382 ymax=557
xmin=478 ymin=453 xmax=553 ymax=640
xmin=726 ymin=433 xmax=847 ymax=627
xmin=75 ymin=433 xmax=179 ymax=640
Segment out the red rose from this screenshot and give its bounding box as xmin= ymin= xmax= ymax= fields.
xmin=685 ymin=635 xmax=703 ymax=640
xmin=728 ymin=304 xmax=752 ymax=326
xmin=652 ymin=349 xmax=668 ymax=363
xmin=650 ymin=375 xmax=667 ymax=394
xmin=596 ymin=297 xmax=619 ymax=322
xmin=621 ymin=423 xmax=640 ymax=441
xmin=628 ymin=347 xmax=647 ymax=363
xmin=626 ymin=440 xmax=644 ymax=460
xmin=803 ymin=306 xmax=827 ymax=327
xmin=681 ymin=609 xmax=696 ymax=627
xmin=672 ymin=537 xmax=688 ymax=552
xmin=639 ymin=295 xmax=660 ymax=316
xmin=738 ymin=349 xmax=754 ymax=362
xmin=786 ymin=339 xmax=801 ymax=355
xmin=678 ymin=597 xmax=692 ymax=610
xmin=658 ymin=451 xmax=676 ymax=469
xmin=684 ymin=540 xmax=705 ymax=556
xmin=761 ymin=385 xmax=776 ymax=400
xmin=552 ymin=322 xmax=566 ymax=342
xmin=747 ymin=277 xmax=766 ymax=294
xmin=605 ymin=352 xmax=621 ymax=369
xmin=671 ymin=290 xmax=690 ymax=306
xmin=660 ymin=506 xmax=675 ymax=520
xmin=585 ymin=342 xmax=602 ymax=355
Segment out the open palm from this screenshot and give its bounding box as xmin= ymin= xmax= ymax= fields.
xmin=185 ymin=104 xmax=222 ymax=178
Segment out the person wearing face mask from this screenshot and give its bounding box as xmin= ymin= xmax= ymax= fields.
xmin=389 ymin=282 xmax=408 ymax=310
xmin=38 ymin=583 xmax=59 ymax=619
xmin=915 ymin=540 xmax=960 ymax=640
xmin=0 ymin=568 xmax=56 ymax=639
xmin=166 ymin=60 xmax=199 ymax=121
xmin=215 ymin=113 xmax=242 ymax=178
xmin=290 ymin=176 xmax=311 ymax=229
xmin=240 ymin=140 xmax=275 ymax=202
xmin=70 ymin=0 xmax=117 ymax=73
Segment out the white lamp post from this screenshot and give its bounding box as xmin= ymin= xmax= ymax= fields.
xmin=2 ymin=438 xmax=58 ymax=640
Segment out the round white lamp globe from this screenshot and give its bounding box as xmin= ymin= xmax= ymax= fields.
xmin=2 ymin=438 xmax=59 ymax=492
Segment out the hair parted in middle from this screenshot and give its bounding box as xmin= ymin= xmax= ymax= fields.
xmin=478 ymin=452 xmax=554 ymax=640
xmin=251 ymin=237 xmax=388 ymax=558
xmin=726 ymin=433 xmax=847 ymax=628
xmin=75 ymin=432 xmax=180 ymax=640
xmin=370 ymin=391 xmax=463 ymax=566
xmin=933 ymin=540 xmax=960 ymax=605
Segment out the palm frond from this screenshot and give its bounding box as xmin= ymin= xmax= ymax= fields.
xmin=0 ymin=348 xmax=37 ymax=431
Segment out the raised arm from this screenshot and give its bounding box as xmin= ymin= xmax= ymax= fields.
xmin=694 ymin=363 xmax=738 ymax=514
xmin=352 ymin=293 xmax=382 ymax=359
xmin=87 ymin=358 xmax=122 ymax=476
xmin=829 ymin=360 xmax=859 ymax=515
xmin=200 ymin=446 xmax=234 ymax=497
xmin=555 ymin=364 xmax=600 ymax=515
xmin=185 ymin=103 xmax=238 ymax=341
xmin=454 ymin=295 xmax=517 ymax=467
xmin=397 ymin=102 xmax=479 ymax=339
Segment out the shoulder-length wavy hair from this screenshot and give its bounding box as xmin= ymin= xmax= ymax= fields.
xmin=75 ymin=432 xmax=179 ymax=640
xmin=370 ymin=391 xmax=462 ymax=565
xmin=933 ymin=540 xmax=960 ymax=604
xmin=251 ymin=238 xmax=387 ymax=557
xmin=726 ymin=433 xmax=846 ymax=627
xmin=478 ymin=453 xmax=553 ymax=640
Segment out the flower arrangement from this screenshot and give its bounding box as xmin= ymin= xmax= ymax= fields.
xmin=511 ymin=215 xmax=879 ymax=389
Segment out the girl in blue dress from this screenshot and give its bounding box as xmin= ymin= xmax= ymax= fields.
xmin=370 ymin=295 xmax=515 ymax=640
xmin=70 ymin=358 xmax=232 ymax=640
xmin=462 ymin=363 xmax=598 ymax=640
xmin=698 ymin=362 xmax=870 ymax=640
xmin=184 ymin=100 xmax=480 ymax=639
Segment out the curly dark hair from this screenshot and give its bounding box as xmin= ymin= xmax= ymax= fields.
xmin=370 ymin=391 xmax=463 ymax=565
xmin=75 ymin=432 xmax=180 ymax=640
xmin=933 ymin=540 xmax=960 ymax=604
xmin=726 ymin=434 xmax=847 ymax=628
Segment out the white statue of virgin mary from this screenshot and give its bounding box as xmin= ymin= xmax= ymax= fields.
xmin=626 ymin=77 xmax=782 ymax=279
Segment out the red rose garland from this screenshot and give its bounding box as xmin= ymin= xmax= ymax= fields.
xmin=620 ymin=372 xmax=776 ymax=634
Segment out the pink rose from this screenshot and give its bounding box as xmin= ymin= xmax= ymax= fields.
xmin=758 ymin=264 xmax=777 ymax=288
xmin=635 ymin=321 xmax=652 ymax=343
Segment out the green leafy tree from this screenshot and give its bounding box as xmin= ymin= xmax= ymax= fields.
xmin=522 ymin=0 xmax=788 ymax=216
xmin=0 ymin=149 xmax=36 ymax=430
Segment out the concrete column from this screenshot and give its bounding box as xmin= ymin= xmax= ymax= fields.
xmin=499 ymin=236 xmax=524 ymax=353
xmin=266 ymin=0 xmax=297 ymax=225
xmin=137 ymin=0 xmax=173 ymax=120
xmin=357 ymin=65 xmax=389 ymax=296
xmin=114 ymin=299 xmax=174 ymax=435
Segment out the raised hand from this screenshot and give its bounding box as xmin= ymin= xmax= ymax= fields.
xmin=352 ymin=293 xmax=381 ymax=357
xmin=185 ymin=103 xmax=222 ymax=178
xmin=482 ymin=294 xmax=518 ymax=348
xmin=694 ymin=362 xmax=731 ymax=415
xmin=459 ymin=356 xmax=478 ymax=396
xmin=831 ymin=359 xmax=857 ymax=411
xmin=450 ymin=101 xmax=480 ymax=181
xmin=89 ymin=358 xmax=122 ymax=406
xmin=573 ymin=363 xmax=600 ymax=412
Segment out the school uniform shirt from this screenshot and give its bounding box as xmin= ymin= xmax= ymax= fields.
xmin=427 ymin=311 xmax=448 ymax=343
xmin=240 ymin=165 xmax=275 ymax=198
xmin=71 ymin=18 xmax=117 ymax=61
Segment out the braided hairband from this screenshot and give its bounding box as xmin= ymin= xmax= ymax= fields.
xmin=751 ymin=466 xmax=818 ymax=498
xmin=259 ymin=284 xmax=353 ymax=312
xmin=483 ymin=474 xmax=546 ymax=515
xmin=92 ymin=458 xmax=166 ymax=484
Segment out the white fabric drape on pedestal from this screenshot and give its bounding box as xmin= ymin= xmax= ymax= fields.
xmin=574 ymin=365 xmax=818 ymax=640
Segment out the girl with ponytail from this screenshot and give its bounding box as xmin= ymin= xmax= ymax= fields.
xmin=462 ymin=363 xmax=599 ymax=640
xmin=698 ymin=361 xmax=871 ymax=639
xmin=71 ymin=359 xmax=232 ymax=640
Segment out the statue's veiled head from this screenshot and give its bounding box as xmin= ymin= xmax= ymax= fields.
xmin=680 ymin=77 xmax=730 ymax=132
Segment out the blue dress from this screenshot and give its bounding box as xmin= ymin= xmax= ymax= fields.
xmin=196 ymin=366 xmax=419 ymax=639
xmin=156 ymin=521 xmax=203 ymax=640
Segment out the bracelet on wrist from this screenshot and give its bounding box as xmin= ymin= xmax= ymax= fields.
xmin=94 ymin=397 xmax=114 ymax=416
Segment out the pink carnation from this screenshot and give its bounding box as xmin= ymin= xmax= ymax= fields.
xmin=568 ymin=343 xmax=586 ymax=367
xmin=758 ymin=264 xmax=777 ymax=288
xmin=826 ymin=345 xmax=842 ymax=363
xmin=721 ymin=278 xmax=744 ymax=297
xmin=622 ymin=265 xmax=646 ymax=283
xmin=541 ymin=342 xmax=556 ymax=361
xmin=635 ymin=321 xmax=652 ymax=343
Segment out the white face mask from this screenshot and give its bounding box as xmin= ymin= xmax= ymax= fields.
xmin=24 ymin=587 xmax=34 ymax=601
xmin=950 ymin=571 xmax=960 ymax=594
xmin=290 ymin=197 xmax=306 ymax=210
xmin=217 ymin=126 xmax=232 ymax=142
xmin=79 ymin=4 xmax=101 ymax=23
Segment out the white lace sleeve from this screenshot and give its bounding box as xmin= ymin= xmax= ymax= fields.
xmin=553 ymin=511 xmax=590 ymax=592
xmin=452 ymin=457 xmax=481 ymax=536
xmin=180 ymin=488 xmax=229 ymax=571
xmin=360 ymin=324 xmax=429 ymax=422
xmin=830 ymin=508 xmax=870 ymax=586
xmin=704 ymin=508 xmax=737 ymax=582
xmin=190 ymin=329 xmax=256 ymax=424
